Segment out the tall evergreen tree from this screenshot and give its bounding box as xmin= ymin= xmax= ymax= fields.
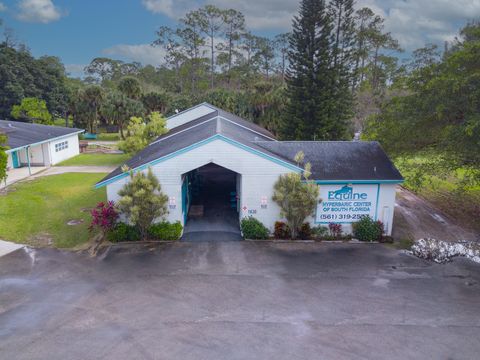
xmin=280 ymin=0 xmax=351 ymax=140
xmin=328 ymin=0 xmax=356 ymax=138
xmin=281 ymin=0 xmax=324 ymax=140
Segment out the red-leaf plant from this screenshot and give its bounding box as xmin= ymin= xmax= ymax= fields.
xmin=89 ymin=201 xmax=119 ymax=237
xmin=328 ymin=222 xmax=343 ymax=239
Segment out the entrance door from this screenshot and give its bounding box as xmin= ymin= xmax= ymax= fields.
xmin=11 ymin=151 xmax=20 ymax=168
xmin=182 ymin=163 xmax=242 ymax=241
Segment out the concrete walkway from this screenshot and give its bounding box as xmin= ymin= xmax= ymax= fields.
xmin=31 ymin=166 xmax=115 ymax=178
xmin=2 ymin=166 xmax=114 ymax=189
xmin=1 ymin=167 xmax=47 ymax=189
xmin=0 ymin=240 xmax=23 ymax=257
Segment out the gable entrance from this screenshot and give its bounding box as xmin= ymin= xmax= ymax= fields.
xmin=181 ymin=163 xmax=242 ymax=241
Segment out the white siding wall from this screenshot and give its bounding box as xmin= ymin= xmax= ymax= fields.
xmin=166 ymin=105 xmax=215 ymax=130
xmin=49 ymin=134 xmax=80 ymax=165
xmin=42 ymin=143 xmax=51 ymax=166
xmin=106 ymin=138 xmax=295 ymax=230
xmin=6 ymin=152 xmax=13 ymax=169
xmin=377 ymin=184 xmax=397 ymax=235
xmin=106 ymin=138 xmax=399 ymax=236
xmin=18 ymin=148 xmax=27 ymax=164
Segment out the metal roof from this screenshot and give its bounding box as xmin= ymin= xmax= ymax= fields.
xmin=0 ymin=120 xmax=83 ymax=151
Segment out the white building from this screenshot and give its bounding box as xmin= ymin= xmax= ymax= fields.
xmin=97 ymin=103 xmax=403 ymax=237
xmin=1 ymin=120 xmax=84 ymax=186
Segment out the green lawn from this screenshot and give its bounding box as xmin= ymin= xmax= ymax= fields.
xmin=53 ymin=118 xmax=72 ymax=128
xmin=57 ymin=153 xmax=129 ymax=167
xmin=97 ymin=133 xmax=120 ymax=141
xmin=79 ymin=133 xmax=120 ymax=141
xmin=0 ymin=173 xmax=107 ymax=248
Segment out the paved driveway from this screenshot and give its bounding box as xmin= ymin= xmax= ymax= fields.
xmin=1 ymin=242 xmax=479 ymax=360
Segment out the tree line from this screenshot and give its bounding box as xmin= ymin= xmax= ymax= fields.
xmin=0 ymin=2 xmax=403 ymax=139
xmin=1 ymin=2 xmax=478 ymax=188
xmin=363 ymin=22 xmax=480 ymax=187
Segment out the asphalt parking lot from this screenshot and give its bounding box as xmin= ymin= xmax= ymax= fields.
xmin=1 ymin=241 xmax=479 ymax=360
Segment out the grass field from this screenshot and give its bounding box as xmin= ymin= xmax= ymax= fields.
xmin=53 ymin=118 xmax=72 ymax=128
xmin=57 ymin=153 xmax=129 ymax=167
xmin=96 ymin=133 xmax=120 ymax=141
xmin=0 ymin=173 xmax=107 ymax=248
xmin=79 ymin=133 xmax=121 ymax=141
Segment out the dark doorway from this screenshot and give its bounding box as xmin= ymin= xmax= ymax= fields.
xmin=182 ymin=163 xmax=242 ymax=241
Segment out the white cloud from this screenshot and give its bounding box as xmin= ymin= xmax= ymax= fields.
xmin=142 ymin=0 xmax=480 ymax=50
xmin=142 ymin=0 xmax=197 ymax=18
xmin=65 ymin=64 xmax=87 ymax=76
xmin=16 ymin=0 xmax=63 ymax=24
xmin=103 ymin=44 xmax=167 ymax=66
xmin=0 ymin=2 xmax=7 ymax=12
xmin=359 ymin=0 xmax=480 ymax=50
xmin=209 ymin=0 xmax=297 ymax=30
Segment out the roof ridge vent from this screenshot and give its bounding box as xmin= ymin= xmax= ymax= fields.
xmin=216 ymin=117 xmax=222 ymax=133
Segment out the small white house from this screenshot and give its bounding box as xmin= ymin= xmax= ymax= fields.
xmin=1 ymin=120 xmax=84 ymax=186
xmin=96 ymin=103 xmax=403 ymax=236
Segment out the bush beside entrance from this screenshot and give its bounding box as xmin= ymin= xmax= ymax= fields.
xmin=352 ymin=216 xmax=384 ymax=242
xmin=148 ymin=221 xmax=183 ymax=241
xmin=107 ymin=221 xmax=183 ymax=242
xmin=241 ymin=217 xmax=269 ymax=240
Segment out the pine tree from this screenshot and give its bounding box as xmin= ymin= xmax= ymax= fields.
xmin=281 ymin=0 xmax=324 ymax=140
xmin=280 ymin=0 xmax=353 ymax=140
xmin=328 ymin=0 xmax=356 ymax=139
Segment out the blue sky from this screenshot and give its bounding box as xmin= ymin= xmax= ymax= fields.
xmin=0 ymin=0 xmax=479 ymax=77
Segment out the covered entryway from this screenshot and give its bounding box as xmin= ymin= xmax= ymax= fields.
xmin=182 ymin=163 xmax=242 ymax=241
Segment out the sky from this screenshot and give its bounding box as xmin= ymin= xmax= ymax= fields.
xmin=0 ymin=0 xmax=479 ymax=77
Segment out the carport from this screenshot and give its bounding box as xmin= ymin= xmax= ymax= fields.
xmin=182 ymin=163 xmax=242 ymax=241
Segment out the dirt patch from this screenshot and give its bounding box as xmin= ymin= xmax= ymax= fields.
xmin=0 ymin=186 xmax=18 ymax=196
xmin=67 ymin=219 xmax=84 ymax=226
xmin=28 ymin=232 xmax=53 ymax=247
xmin=393 ymin=187 xmax=479 ymax=243
xmin=421 ymin=189 xmax=480 ymax=233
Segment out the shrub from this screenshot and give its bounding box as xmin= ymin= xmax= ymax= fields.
xmin=148 ymin=221 xmax=183 ymax=241
xmin=116 ymin=168 xmax=169 ymax=239
xmin=328 ymin=223 xmax=343 ymax=239
xmin=311 ymin=226 xmax=329 ymax=239
xmin=107 ymin=223 xmax=141 ymax=243
xmin=89 ymin=201 xmax=119 ymax=237
xmin=272 ymin=164 xmax=319 ymax=239
xmin=241 ymin=217 xmax=269 ymax=240
xmin=298 ymin=223 xmax=312 ymax=239
xmin=274 ymin=221 xmax=290 ymax=239
xmin=1 ymin=133 xmax=8 ymax=183
xmin=352 ymin=216 xmax=384 ymax=242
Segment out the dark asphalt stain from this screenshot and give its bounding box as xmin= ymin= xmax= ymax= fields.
xmin=0 ymin=243 xmax=480 ymax=360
